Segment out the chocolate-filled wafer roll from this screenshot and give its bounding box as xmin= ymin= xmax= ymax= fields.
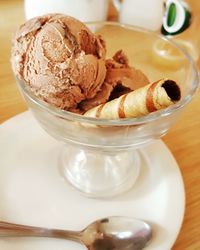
xmin=84 ymin=79 xmax=181 ymax=119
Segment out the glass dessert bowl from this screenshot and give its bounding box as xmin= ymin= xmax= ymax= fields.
xmin=16 ymin=22 xmax=199 ymax=198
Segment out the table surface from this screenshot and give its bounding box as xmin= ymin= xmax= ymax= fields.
xmin=0 ymin=0 xmax=200 ymax=249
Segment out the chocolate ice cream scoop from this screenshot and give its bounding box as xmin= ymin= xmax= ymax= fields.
xmin=11 ymin=14 xmax=106 ymax=110
xmin=105 ymin=50 xmax=149 ymax=98
xmin=79 ymin=50 xmax=149 ymax=112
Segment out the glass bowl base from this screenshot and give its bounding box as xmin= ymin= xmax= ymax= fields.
xmin=59 ymin=144 xmax=141 ymax=198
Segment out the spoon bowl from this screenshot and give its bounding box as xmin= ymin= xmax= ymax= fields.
xmin=0 ymin=216 xmax=152 ymax=250
xmin=82 ymin=217 xmax=152 ymax=250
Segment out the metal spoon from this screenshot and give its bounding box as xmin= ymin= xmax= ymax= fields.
xmin=0 ymin=216 xmax=152 ymax=250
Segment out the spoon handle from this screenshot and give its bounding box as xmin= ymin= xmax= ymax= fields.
xmin=0 ymin=221 xmax=82 ymax=243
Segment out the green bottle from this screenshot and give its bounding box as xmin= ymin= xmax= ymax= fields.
xmin=161 ymin=0 xmax=191 ymax=35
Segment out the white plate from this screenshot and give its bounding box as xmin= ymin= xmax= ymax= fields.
xmin=0 ymin=111 xmax=185 ymax=250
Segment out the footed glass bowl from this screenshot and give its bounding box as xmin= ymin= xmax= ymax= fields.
xmin=17 ymin=22 xmax=199 ymax=198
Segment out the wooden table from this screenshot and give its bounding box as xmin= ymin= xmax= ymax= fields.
xmin=0 ymin=0 xmax=200 ymax=249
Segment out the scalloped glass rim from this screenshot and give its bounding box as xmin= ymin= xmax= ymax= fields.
xmin=17 ymin=21 xmax=199 ymax=126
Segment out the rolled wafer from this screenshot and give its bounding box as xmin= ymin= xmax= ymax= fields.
xmin=84 ymin=79 xmax=181 ymax=119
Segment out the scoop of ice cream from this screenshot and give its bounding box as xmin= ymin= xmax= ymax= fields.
xmin=105 ymin=50 xmax=149 ymax=97
xmin=79 ymin=50 xmax=149 ymax=112
xmin=11 ymin=14 xmax=106 ymax=110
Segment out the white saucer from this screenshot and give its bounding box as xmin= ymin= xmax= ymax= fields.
xmin=0 ymin=111 xmax=185 ymax=250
